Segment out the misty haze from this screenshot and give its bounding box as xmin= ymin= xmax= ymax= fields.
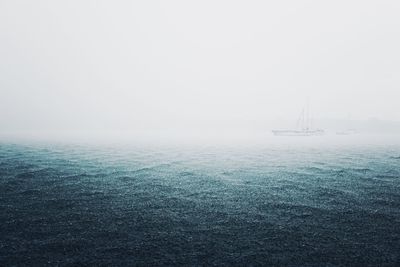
xmin=1 ymin=1 xmax=400 ymax=266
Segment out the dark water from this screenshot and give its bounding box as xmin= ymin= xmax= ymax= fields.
xmin=1 ymin=142 xmax=400 ymax=266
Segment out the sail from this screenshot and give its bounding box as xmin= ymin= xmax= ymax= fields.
xmin=272 ymin=103 xmax=324 ymax=136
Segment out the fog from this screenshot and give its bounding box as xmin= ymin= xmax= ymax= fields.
xmin=1 ymin=0 xmax=400 ymax=142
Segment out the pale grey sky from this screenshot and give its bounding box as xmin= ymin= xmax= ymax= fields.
xmin=1 ymin=0 xmax=400 ymax=135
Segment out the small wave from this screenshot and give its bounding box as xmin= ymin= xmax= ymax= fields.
xmin=116 ymin=175 xmax=139 ymax=182
xmin=328 ymin=169 xmax=346 ymax=177
xmin=19 ymin=188 xmax=42 ymax=196
xmin=375 ymin=174 xmax=399 ymax=180
xmin=302 ymin=166 xmax=324 ymax=172
xmin=130 ymin=167 xmax=153 ymax=174
xmin=179 ymin=171 xmax=195 ymax=177
xmin=64 ymin=173 xmax=97 ymax=179
xmin=389 ymin=156 xmax=400 ymax=160
xmin=129 ymin=164 xmax=173 ymax=175
xmin=350 ymin=168 xmax=372 ymax=173
xmin=15 ymin=168 xmax=57 ymax=179
xmin=13 ymin=163 xmax=37 ymax=170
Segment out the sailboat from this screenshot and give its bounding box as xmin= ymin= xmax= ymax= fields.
xmin=272 ymin=104 xmax=324 ymax=136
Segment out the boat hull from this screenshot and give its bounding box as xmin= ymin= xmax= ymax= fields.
xmin=272 ymin=129 xmax=325 ymax=136
xmin=336 ymin=130 xmax=357 ymax=135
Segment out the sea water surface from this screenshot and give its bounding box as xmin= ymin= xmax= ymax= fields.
xmin=1 ymin=139 xmax=400 ymax=266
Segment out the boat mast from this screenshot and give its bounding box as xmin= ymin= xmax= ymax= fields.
xmin=306 ymin=100 xmax=309 ymax=130
xmin=297 ymin=108 xmax=305 ymax=130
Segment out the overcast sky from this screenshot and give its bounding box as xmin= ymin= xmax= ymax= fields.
xmin=1 ymin=0 xmax=400 ymax=135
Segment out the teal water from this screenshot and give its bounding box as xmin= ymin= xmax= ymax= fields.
xmin=1 ymin=142 xmax=400 ymax=266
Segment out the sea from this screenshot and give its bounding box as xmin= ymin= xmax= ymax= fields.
xmin=1 ymin=137 xmax=400 ymax=266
